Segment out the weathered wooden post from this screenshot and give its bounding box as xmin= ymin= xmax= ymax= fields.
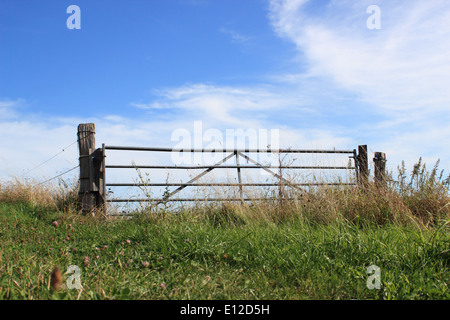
xmin=357 ymin=145 xmax=369 ymax=186
xmin=77 ymin=123 xmax=105 ymax=215
xmin=373 ymin=152 xmax=386 ymax=185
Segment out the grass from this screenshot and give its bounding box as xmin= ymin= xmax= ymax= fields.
xmin=0 ymin=159 xmax=449 ymax=300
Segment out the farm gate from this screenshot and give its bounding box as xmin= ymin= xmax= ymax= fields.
xmin=77 ymin=123 xmax=386 ymax=214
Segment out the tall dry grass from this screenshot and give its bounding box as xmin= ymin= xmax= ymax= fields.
xmin=132 ymin=157 xmax=450 ymax=229
xmin=390 ymin=158 xmax=450 ymax=226
xmin=1 ymin=158 xmax=449 ymax=229
xmin=0 ymin=177 xmax=79 ymax=212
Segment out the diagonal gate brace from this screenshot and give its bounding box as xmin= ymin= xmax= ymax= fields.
xmin=156 ymin=152 xmax=236 ymax=204
xmin=237 ymin=152 xmax=307 ymax=194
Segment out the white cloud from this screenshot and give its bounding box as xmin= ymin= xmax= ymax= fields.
xmin=0 ymin=119 xmax=80 ymax=181
xmin=3 ymin=0 xmax=450 ymax=191
xmin=268 ymin=0 xmax=450 ymax=172
xmin=219 ymin=27 xmax=251 ymax=43
xmin=134 ymin=83 xmax=314 ymax=129
xmin=269 ymin=0 xmax=450 ymax=112
xmin=0 ymin=99 xmax=25 ymax=120
xmin=0 ymin=87 xmax=356 ymax=186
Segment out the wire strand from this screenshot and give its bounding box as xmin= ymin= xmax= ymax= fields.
xmin=35 ymin=165 xmax=80 ymax=186
xmin=21 ymin=140 xmax=79 ymax=178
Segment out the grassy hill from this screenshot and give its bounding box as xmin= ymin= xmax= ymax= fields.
xmin=0 ymin=159 xmax=449 ymax=300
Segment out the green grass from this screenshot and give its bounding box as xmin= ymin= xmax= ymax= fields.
xmin=1 ymin=158 xmax=449 ymax=299
xmin=0 ymin=200 xmax=448 ymax=300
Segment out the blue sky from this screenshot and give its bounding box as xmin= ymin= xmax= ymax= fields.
xmin=1 ymin=0 xmax=295 ymax=119
xmin=1 ymin=0 xmax=450 ymax=185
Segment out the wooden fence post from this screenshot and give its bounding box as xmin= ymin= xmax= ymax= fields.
xmin=373 ymin=152 xmax=386 ymax=185
xmin=77 ymin=123 xmax=105 ymax=215
xmin=357 ymin=145 xmax=369 ymax=186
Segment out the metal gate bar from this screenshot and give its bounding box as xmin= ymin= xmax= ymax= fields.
xmin=105 ymin=146 xmax=354 ymax=154
xmin=104 ymin=145 xmax=358 ymax=206
xmin=106 ymin=182 xmax=355 ymax=187
xmin=105 ymin=165 xmax=355 ymax=169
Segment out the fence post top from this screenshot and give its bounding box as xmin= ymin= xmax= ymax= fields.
xmin=77 ymin=123 xmax=96 ymax=133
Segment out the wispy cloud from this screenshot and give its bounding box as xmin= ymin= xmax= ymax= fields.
xmin=131 ymin=82 xmax=318 ymax=130
xmin=1 ymin=87 xmax=355 ymax=182
xmin=129 ymin=102 xmax=170 ymax=110
xmin=269 ymin=0 xmax=450 ymax=113
xmin=2 ymin=0 xmax=450 ymax=184
xmin=219 ymin=27 xmax=251 ymax=43
xmin=268 ymin=0 xmax=450 ymax=169
xmin=0 ymin=98 xmax=25 ymax=120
